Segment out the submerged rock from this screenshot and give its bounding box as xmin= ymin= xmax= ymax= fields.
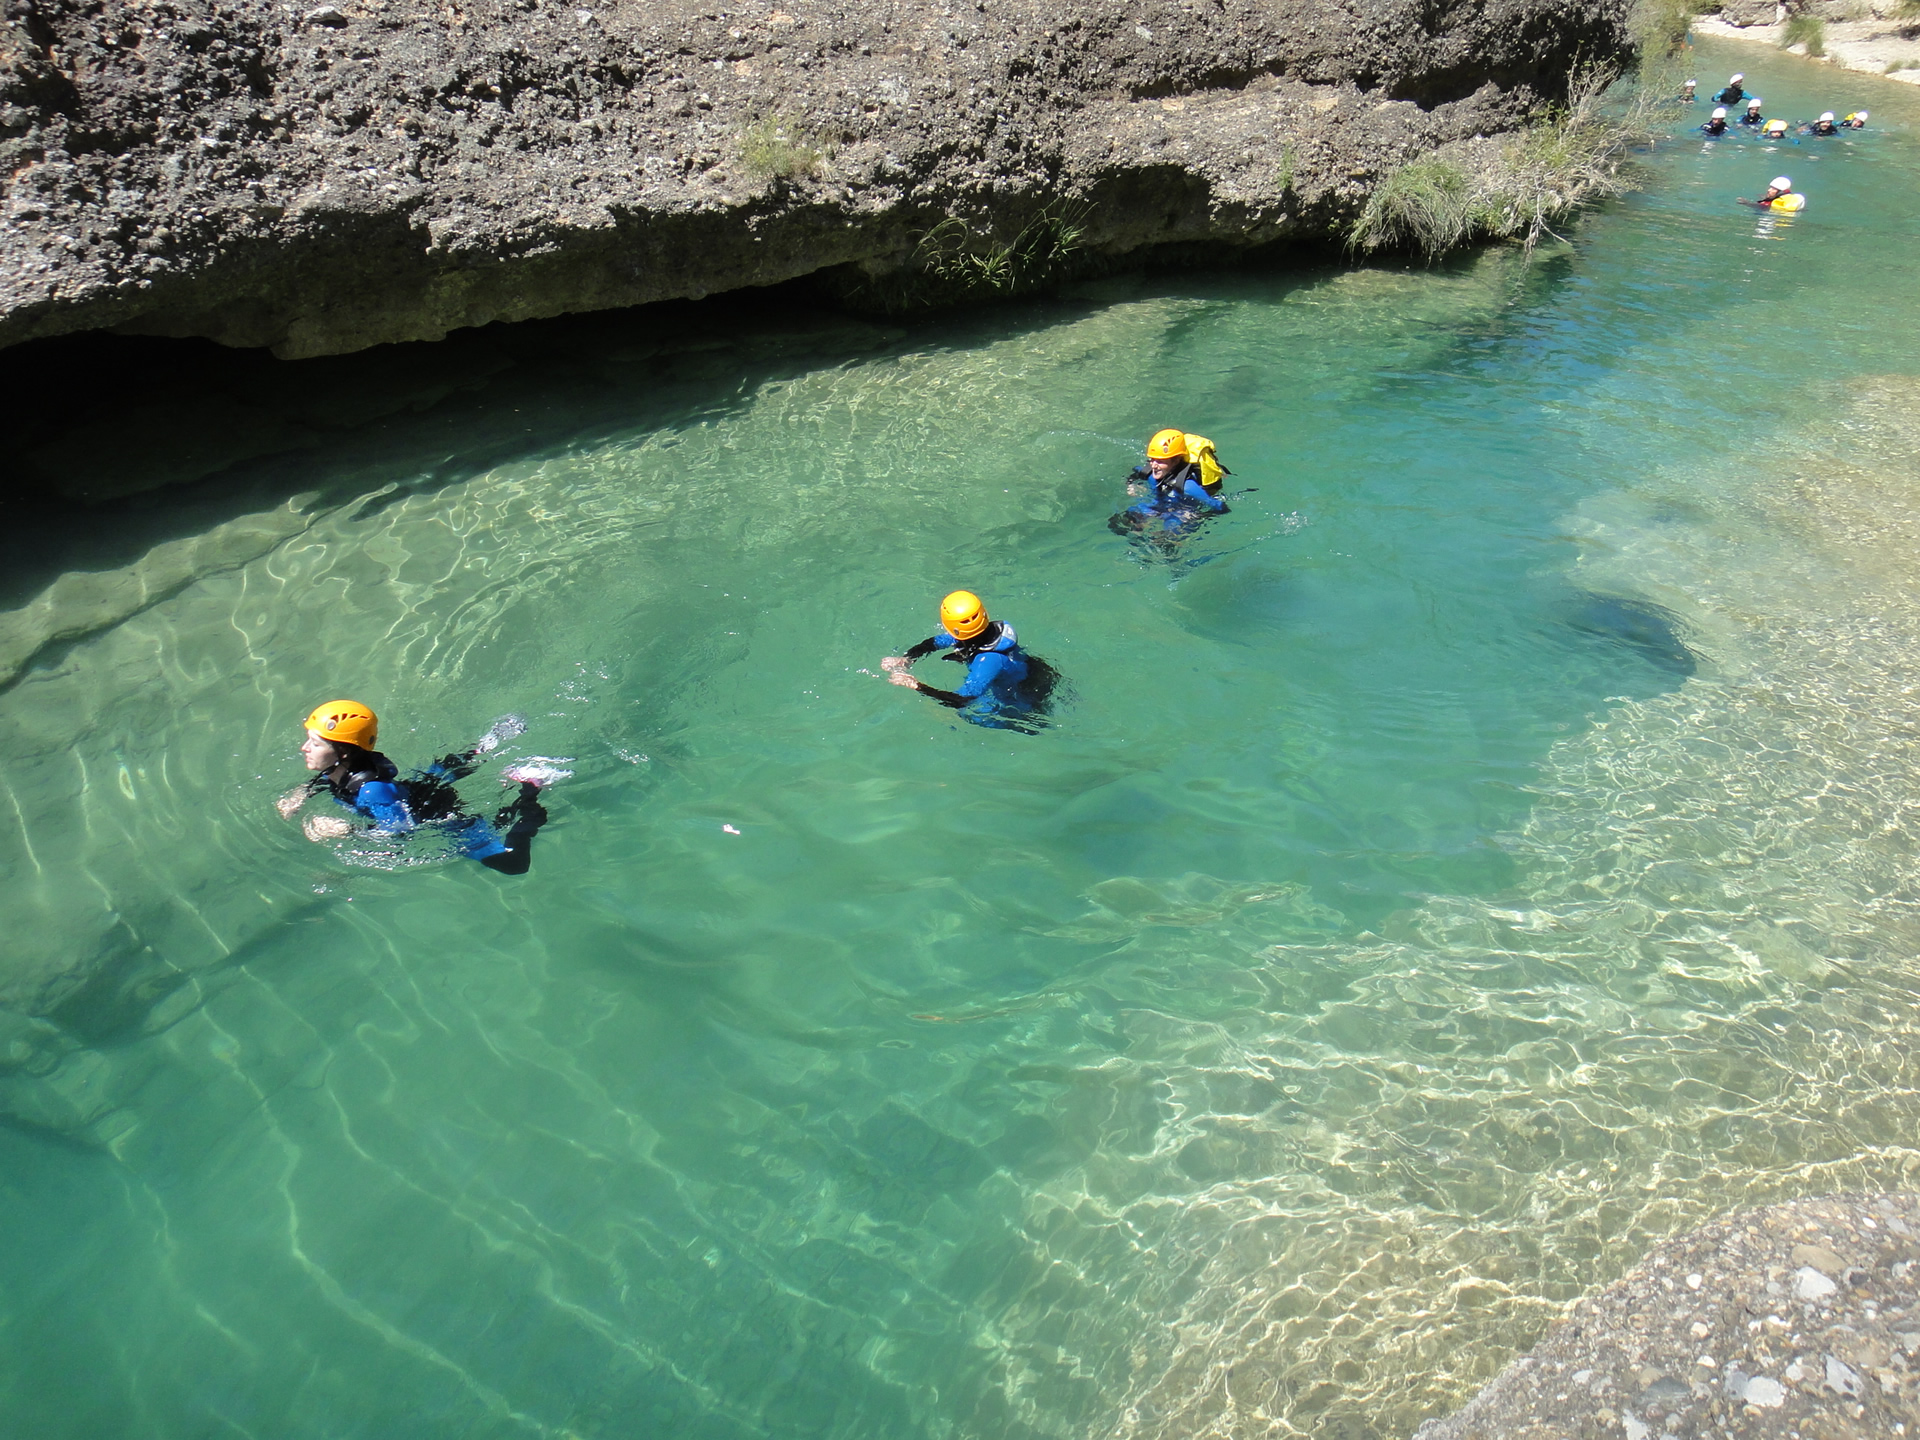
xmin=1414 ymin=1193 xmax=1920 ymax=1439
xmin=0 ymin=0 xmax=1631 ymax=358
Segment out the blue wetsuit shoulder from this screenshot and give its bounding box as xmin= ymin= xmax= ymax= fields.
xmin=348 ymin=779 xmax=415 ymax=833
xmin=1182 ymin=475 xmax=1228 ymax=512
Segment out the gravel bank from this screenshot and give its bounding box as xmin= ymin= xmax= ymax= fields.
xmin=1417 ymin=1193 xmax=1920 ymax=1439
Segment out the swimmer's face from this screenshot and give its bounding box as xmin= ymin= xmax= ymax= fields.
xmin=1147 ymin=455 xmax=1183 ymax=479
xmin=302 ymin=730 xmax=341 ymax=770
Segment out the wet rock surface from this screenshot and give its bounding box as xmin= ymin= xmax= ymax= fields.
xmin=0 ymin=0 xmax=1628 ymax=357
xmin=1417 ymin=1193 xmax=1920 ymax=1440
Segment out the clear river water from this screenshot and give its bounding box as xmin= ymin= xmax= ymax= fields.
xmin=2 ymin=41 xmax=1919 ymax=1440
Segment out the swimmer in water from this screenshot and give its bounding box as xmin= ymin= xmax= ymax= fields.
xmin=1740 ymin=176 xmax=1807 ymax=212
xmin=1701 ymin=106 xmax=1730 ymax=136
xmin=1804 ymin=112 xmax=1840 ymax=136
xmin=279 ymin=700 xmax=566 ymax=874
xmin=883 ymin=591 xmax=1060 ymax=732
xmin=1680 ymin=78 xmax=1698 ymax=104
xmin=1842 ymin=110 xmax=1868 ymax=129
xmin=1763 ymin=117 xmax=1791 ymax=141
xmin=1738 ymin=97 xmax=1765 ymax=127
xmin=1714 ymin=73 xmax=1747 ymax=106
xmin=1109 ymin=428 xmax=1232 ymax=550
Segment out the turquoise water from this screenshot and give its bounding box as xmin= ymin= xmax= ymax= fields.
xmin=3 ymin=43 xmax=1920 ymax=1439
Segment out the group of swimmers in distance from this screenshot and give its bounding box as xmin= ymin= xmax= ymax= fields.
xmin=1680 ymin=72 xmax=1871 ymax=213
xmin=284 ymin=428 xmax=1236 ymax=869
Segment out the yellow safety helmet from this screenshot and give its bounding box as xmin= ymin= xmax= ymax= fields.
xmin=939 ymin=590 xmax=989 ymax=642
xmin=302 ymin=699 xmax=378 ymax=749
xmin=1146 ymin=428 xmax=1188 ymax=461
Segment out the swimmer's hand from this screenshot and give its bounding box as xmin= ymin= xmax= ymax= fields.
xmin=885 ymin=665 xmax=921 ymax=690
xmin=881 ymin=656 xmax=911 ymax=673
xmin=276 ymin=787 xmax=310 ymax=820
xmin=1127 ymin=481 xmax=1147 ymax=497
xmin=303 ymin=814 xmax=354 ymax=841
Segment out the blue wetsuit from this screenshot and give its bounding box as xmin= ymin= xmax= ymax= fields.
xmin=902 ymin=622 xmax=1057 ymax=730
xmin=313 ymin=747 xmax=546 ymax=874
xmin=1120 ymin=461 xmax=1229 ymax=534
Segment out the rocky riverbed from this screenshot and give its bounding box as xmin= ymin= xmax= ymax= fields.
xmin=0 ymin=0 xmax=1631 ymax=357
xmin=1418 ymin=1194 xmax=1920 ymax=1439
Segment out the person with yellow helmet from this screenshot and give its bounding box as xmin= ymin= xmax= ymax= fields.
xmin=1110 ymin=428 xmax=1232 ymax=545
xmin=882 ymin=590 xmax=1059 ymax=731
xmin=1763 ymin=117 xmax=1790 ymax=141
xmin=279 ymin=701 xmax=567 ymax=874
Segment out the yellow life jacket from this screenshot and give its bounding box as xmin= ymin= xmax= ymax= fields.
xmin=1768 ymin=192 xmax=1806 ymax=212
xmin=1182 ymin=434 xmax=1227 ymax=489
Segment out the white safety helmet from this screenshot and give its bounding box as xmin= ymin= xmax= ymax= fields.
xmin=1820 ymin=111 xmax=1835 ymax=122
xmin=1685 ymin=78 xmax=1698 ymax=87
xmin=1858 ymin=110 xmax=1869 ymax=119
xmin=1746 ymin=97 xmax=1762 ymax=108
xmin=1730 ymin=73 xmax=1744 ymax=82
xmin=1771 ymin=176 xmax=1792 ymax=191
xmin=1712 ymin=107 xmax=1729 ymax=118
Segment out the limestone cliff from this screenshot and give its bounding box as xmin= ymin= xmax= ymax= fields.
xmin=1 ymin=0 xmax=1631 ymax=358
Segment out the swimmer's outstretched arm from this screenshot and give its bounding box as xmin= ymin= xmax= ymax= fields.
xmin=883 ymin=636 xmax=969 ymax=706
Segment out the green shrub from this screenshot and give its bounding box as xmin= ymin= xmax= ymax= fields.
xmin=1351 ymin=158 xmax=1480 ymax=255
xmin=1780 ymin=13 xmax=1827 ymax=54
xmin=1351 ymin=66 xmax=1656 ymax=259
xmin=1630 ymin=0 xmax=1708 ymax=58
xmin=738 ymin=118 xmax=824 ymax=181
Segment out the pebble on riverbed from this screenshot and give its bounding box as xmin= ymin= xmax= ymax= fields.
xmin=1413 ymin=1193 xmax=1920 ymax=1439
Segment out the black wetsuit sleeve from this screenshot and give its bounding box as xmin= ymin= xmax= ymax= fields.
xmin=916 ymin=684 xmax=970 ymax=709
xmin=904 ymin=637 xmax=943 ymax=661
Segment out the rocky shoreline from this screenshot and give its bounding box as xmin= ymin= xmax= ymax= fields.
xmin=1694 ymin=11 xmax=1920 ymax=86
xmin=0 ymin=0 xmax=1631 ymax=359
xmin=1418 ymin=1194 xmax=1920 ymax=1439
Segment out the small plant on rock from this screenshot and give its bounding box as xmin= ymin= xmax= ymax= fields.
xmin=738 ymin=117 xmax=824 ymax=182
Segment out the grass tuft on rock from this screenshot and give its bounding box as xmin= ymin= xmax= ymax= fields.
xmin=1780 ymin=12 xmax=1828 ymax=53
xmin=854 ymin=200 xmax=1093 ymax=310
xmin=1351 ymin=67 xmax=1657 ymax=260
xmin=738 ymin=117 xmax=825 ymax=182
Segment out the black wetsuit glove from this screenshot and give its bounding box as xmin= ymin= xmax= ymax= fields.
xmin=479 ymin=783 xmax=548 ymax=876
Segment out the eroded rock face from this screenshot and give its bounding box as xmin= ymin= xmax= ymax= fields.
xmin=0 ymin=0 xmax=1629 ymax=358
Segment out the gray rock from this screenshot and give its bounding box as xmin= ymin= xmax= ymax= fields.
xmin=1823 ymin=1354 xmax=1863 ymax=1398
xmin=0 ymin=0 xmax=1633 ymax=358
xmin=1740 ymin=1374 xmax=1786 ymax=1408
xmin=1793 ymin=1264 xmax=1839 ymax=1301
